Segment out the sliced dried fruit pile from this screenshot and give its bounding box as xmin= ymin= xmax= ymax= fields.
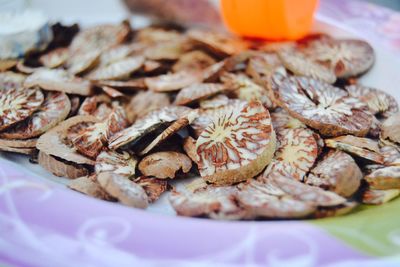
xmin=1 ymin=21 xmax=399 ymax=220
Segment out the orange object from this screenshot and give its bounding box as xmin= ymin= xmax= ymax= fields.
xmin=220 ymin=0 xmax=319 ymax=40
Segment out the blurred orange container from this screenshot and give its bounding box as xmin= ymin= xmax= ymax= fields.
xmin=220 ymin=0 xmax=319 ymax=40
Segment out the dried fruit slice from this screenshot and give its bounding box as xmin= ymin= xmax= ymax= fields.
xmin=134 ymin=176 xmax=168 ymax=202
xmin=172 ymin=50 xmax=216 ymax=72
xmin=77 ymin=94 xmax=112 ymax=120
xmin=380 ymin=145 xmax=400 ymax=166
xmin=365 ymin=166 xmax=400 ymax=190
xmin=135 ymin=27 xmax=181 ymax=44
xmin=270 ymin=108 xmax=305 ymax=132
xmin=36 ymin=115 xmax=98 ymax=165
xmin=278 ymin=50 xmax=336 ymax=84
xmin=0 ymin=138 xmax=37 ymax=155
xmin=145 ymin=71 xmax=202 ymax=92
xmin=169 ymin=180 xmax=247 ymax=219
xmin=221 ymin=73 xmax=275 ymax=109
xmin=138 ymin=151 xmax=192 ymax=179
xmin=0 ymin=71 xmax=26 ymax=90
xmin=68 ymin=50 xmax=101 ymax=75
xmin=346 ymin=85 xmax=398 ymax=118
xmin=99 ymin=43 xmax=144 ymax=67
xmin=174 ymin=83 xmax=226 ymax=106
xmin=68 ymin=175 xmax=114 ymax=200
xmin=108 ymin=106 xmax=190 ymax=149
xmin=24 ymin=69 xmax=93 ymax=96
xmin=87 ymin=56 xmax=144 ymax=81
xmin=196 ymin=101 xmax=276 ymax=185
xmin=102 ymin=86 xmax=124 ymax=98
xmin=382 ymin=113 xmax=400 ymax=144
xmin=38 ymin=151 xmax=90 ymax=179
xmin=299 ymin=38 xmax=375 ymax=78
xmin=97 ymin=172 xmax=149 ymax=209
xmin=0 ymin=87 xmax=44 ymax=131
xmin=39 ymin=47 xmax=69 ymax=68
xmin=263 ymin=128 xmax=319 ymax=181
xmin=183 ymin=136 xmax=198 ymax=163
xmin=0 ymin=92 xmax=71 ymax=139
xmin=95 ymin=150 xmax=137 ymax=177
xmin=325 ymin=135 xmax=384 ymax=164
xmin=305 ymin=150 xmax=362 ymax=197
xmin=126 ymin=90 xmax=170 ymax=123
xmin=96 ymin=79 xmax=147 ymax=91
xmin=314 ymin=201 xmax=357 ymax=218
xmin=277 ymin=76 xmax=372 ymax=136
xmin=144 ymin=38 xmax=186 ymax=61
xmin=15 ymin=61 xmax=41 ymax=74
xmin=199 ymin=94 xmax=231 ymax=109
xmin=362 ymin=189 xmax=400 ymax=205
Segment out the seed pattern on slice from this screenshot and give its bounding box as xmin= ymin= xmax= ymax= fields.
xmin=95 ymin=150 xmax=137 ymax=177
xmin=87 ymin=56 xmax=144 ymax=81
xmin=362 ymin=189 xmax=400 ymax=205
xmin=0 ymin=92 xmax=71 ymax=139
xmin=0 ymin=72 xmax=26 ymax=90
xmin=39 ymin=47 xmax=69 ymax=69
xmin=0 ymin=88 xmax=44 ymax=131
xmin=174 ymin=83 xmax=226 ymax=106
xmin=263 ymin=128 xmax=319 ymax=181
xmin=325 ymin=135 xmax=384 ymax=164
xmin=277 ymin=76 xmax=372 ymax=136
xmin=196 ymin=101 xmax=276 ymax=185
xmin=305 ymin=150 xmax=362 ymax=197
xmin=381 ymin=113 xmax=400 ymax=144
xmin=365 ymin=166 xmax=400 ymax=190
xmin=77 ymin=94 xmax=112 ymax=120
xmin=138 ymin=151 xmax=192 ymax=179
xmin=145 ymin=71 xmax=202 ymax=92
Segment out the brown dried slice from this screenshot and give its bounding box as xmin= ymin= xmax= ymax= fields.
xmin=99 ymin=43 xmax=144 ymax=66
xmin=96 ymin=79 xmax=147 ymax=91
xmin=102 ymin=86 xmax=124 ymax=98
xmin=0 ymin=87 xmax=44 ymax=131
xmin=135 ymin=27 xmax=181 ymax=44
xmin=346 ymin=85 xmax=398 ymax=118
xmin=125 ymin=90 xmax=170 ymax=123
xmin=77 ymin=94 xmax=112 ymax=120
xmin=325 ymin=135 xmax=384 ymax=164
xmin=0 ymin=92 xmax=71 ymax=139
xmin=87 ymin=56 xmax=144 ymax=81
xmin=314 ymin=201 xmax=357 ymax=219
xmin=305 ymin=150 xmax=362 ymax=197
xmin=138 ymin=151 xmax=192 ymax=179
xmin=236 ymin=179 xmax=315 ymax=219
xmin=172 ymin=50 xmax=216 ymax=72
xmin=365 ymin=166 xmax=400 ymax=190
xmin=183 ymin=136 xmax=198 ymax=163
xmin=0 ymin=71 xmax=26 ymax=90
xmin=174 ymin=83 xmax=226 ymax=106
xmin=169 ymin=180 xmax=247 ymax=219
xmin=145 ymin=71 xmax=202 ymax=92
xmin=39 ymin=47 xmax=69 ymax=68
xmin=144 ymin=38 xmax=186 ymax=61
xmin=270 ymin=108 xmax=305 ymax=132
xmin=381 ymin=113 xmax=400 ymax=144
xmin=0 ymin=59 xmax=18 ymax=71
xmin=24 ymin=69 xmax=93 ymax=96
xmin=0 ymin=138 xmax=37 ymax=155
xmin=263 ymin=128 xmax=319 ymax=181
xmin=38 ymin=151 xmax=90 ymax=179
xmin=277 ymin=76 xmax=372 ymax=136
xmin=362 ymin=189 xmax=400 ymax=205
xmin=95 ymin=150 xmax=137 ymax=177
xmin=196 ymin=101 xmax=276 ymax=185
xmin=68 ymin=50 xmax=101 ymax=75
xmin=109 ymin=106 xmax=190 ymax=149
xmin=134 ymin=176 xmax=168 ymax=202
xmin=97 ymin=172 xmax=149 ymax=209
xmin=299 ymin=38 xmax=374 ymax=78
xmin=278 ymin=50 xmax=336 ymax=84
xmin=68 ymin=175 xmax=114 ymax=200
xmin=246 ymin=53 xmax=282 ymax=82
xmin=199 ymin=94 xmax=232 ymax=110
xmin=36 ymin=115 xmax=98 ymax=165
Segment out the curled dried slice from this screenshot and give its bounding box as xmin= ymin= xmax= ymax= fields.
xmin=38 ymin=151 xmax=90 ymax=179
xmin=277 ymin=76 xmax=372 ymax=136
xmin=0 ymin=92 xmax=71 ymax=139
xmin=39 ymin=47 xmax=69 ymax=68
xmin=270 ymin=108 xmax=305 ymax=132
xmin=365 ymin=166 xmax=400 ymax=190
xmin=382 ymin=113 xmax=400 ymax=144
xmin=172 ymin=50 xmax=216 ymax=72
xmin=24 ymin=69 xmax=93 ymax=96
xmin=299 ymin=38 xmax=374 ymax=78
xmin=325 ymin=135 xmax=384 ymax=164
xmin=0 ymin=138 xmax=37 ymax=155
xmin=36 ymin=115 xmax=98 ymax=165
xmin=305 ymin=150 xmax=362 ymax=197
xmin=362 ymin=189 xmax=400 ymax=205
xmin=145 ymin=71 xmax=202 ymax=92
xmin=126 ymin=91 xmax=170 ymax=123
xmin=0 ymin=87 xmax=44 ymax=131
xmin=278 ymin=50 xmax=336 ymax=84
xmin=196 ymin=101 xmax=276 ymax=185
xmin=174 ymin=83 xmax=226 ymax=106
xmin=95 ymin=150 xmax=137 ymax=177
xmin=87 ymin=56 xmax=144 ymax=81
xmin=263 ymin=128 xmax=319 ymax=181
xmin=346 ymin=85 xmax=398 ymax=118
xmin=134 ymin=176 xmax=168 ymax=202
xmin=169 ymin=181 xmax=246 ymax=219
xmin=68 ymin=175 xmax=114 ymax=200
xmin=68 ymin=50 xmax=101 ymax=75
xmin=138 ymin=151 xmax=192 ymax=179
xmin=0 ymin=71 xmax=26 ymax=90
xmin=97 ymin=172 xmax=149 ymax=209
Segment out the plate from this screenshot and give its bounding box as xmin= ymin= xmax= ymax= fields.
xmin=1 ymin=16 xmax=400 ymax=267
